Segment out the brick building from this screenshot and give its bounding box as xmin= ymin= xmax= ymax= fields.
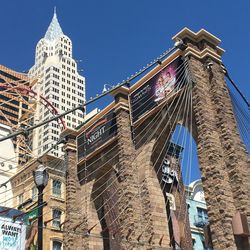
xmin=62 ymin=28 xmax=250 ymax=250
xmin=11 ymin=155 xmax=66 ymax=250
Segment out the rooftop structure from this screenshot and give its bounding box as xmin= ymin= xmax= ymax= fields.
xmin=29 ymin=10 xmax=86 ymax=157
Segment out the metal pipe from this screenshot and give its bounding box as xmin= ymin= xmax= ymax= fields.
xmin=37 ymin=186 xmax=44 ymax=250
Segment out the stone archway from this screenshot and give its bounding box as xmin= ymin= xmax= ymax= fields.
xmin=63 ymin=28 xmax=250 ymax=250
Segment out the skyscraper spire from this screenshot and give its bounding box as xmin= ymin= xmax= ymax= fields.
xmin=44 ymin=8 xmax=63 ymax=41
xmin=29 ymin=8 xmax=86 ymax=159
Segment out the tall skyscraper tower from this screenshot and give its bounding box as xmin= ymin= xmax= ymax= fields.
xmin=29 ymin=10 xmax=85 ymax=157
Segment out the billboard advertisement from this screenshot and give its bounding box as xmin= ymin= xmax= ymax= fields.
xmin=24 ymin=208 xmax=38 ymax=250
xmin=0 ymin=217 xmax=26 ymax=250
xmin=129 ymin=57 xmax=185 ymax=124
xmin=77 ymin=111 xmax=118 ymax=161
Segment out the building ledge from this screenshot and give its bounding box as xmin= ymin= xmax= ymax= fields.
xmin=51 ymin=196 xmax=65 ymax=203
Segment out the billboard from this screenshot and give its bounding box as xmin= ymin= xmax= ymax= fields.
xmin=24 ymin=208 xmax=38 ymax=249
xmin=77 ymin=111 xmax=118 ymax=161
xmin=0 ymin=217 xmax=26 ymax=250
xmin=129 ymin=57 xmax=185 ymax=124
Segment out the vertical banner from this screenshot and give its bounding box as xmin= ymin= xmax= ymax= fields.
xmin=0 ymin=217 xmax=26 ymax=250
xmin=24 ymin=208 xmax=38 ymax=250
xmin=129 ymin=57 xmax=184 ymax=124
xmin=77 ymin=111 xmax=117 ymax=161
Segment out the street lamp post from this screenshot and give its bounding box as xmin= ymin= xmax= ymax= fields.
xmin=33 ymin=165 xmax=49 ymax=250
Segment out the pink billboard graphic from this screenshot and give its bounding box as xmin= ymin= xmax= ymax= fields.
xmin=130 ymin=57 xmax=184 ymax=123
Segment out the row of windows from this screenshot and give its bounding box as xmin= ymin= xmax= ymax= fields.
xmin=44 ymin=75 xmax=83 ymax=89
xmin=78 ymin=92 xmax=84 ymax=97
xmin=61 ymin=100 xmax=73 ymax=106
xmin=45 ymin=66 xmax=59 ymax=74
xmin=77 ymin=85 xmax=84 ymax=90
xmin=53 ymin=80 xmax=59 ymax=87
xmin=53 ymin=67 xmax=60 ymax=73
xmin=62 ymin=58 xmax=74 ymax=67
xmin=52 ymin=129 xmax=60 ymax=135
xmin=18 ymin=180 xmax=62 ymax=206
xmin=62 ymin=64 xmax=75 ymax=73
xmin=60 ymin=37 xmax=71 ymax=45
xmin=61 ymin=71 xmax=75 ymax=79
xmin=52 ymin=87 xmax=59 ymax=94
xmin=46 ymin=89 xmax=81 ymax=100
xmin=52 ymin=122 xmax=59 ymax=128
xmin=53 ymin=102 xmax=59 ymax=108
xmin=77 ymin=78 xmax=84 ymax=84
xmin=53 ymin=73 xmax=60 ymax=79
xmin=52 ymin=95 xmax=59 ymax=101
xmin=45 ymin=81 xmax=50 ymax=87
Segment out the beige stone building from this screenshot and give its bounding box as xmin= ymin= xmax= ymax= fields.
xmin=11 ymin=154 xmax=66 ymax=250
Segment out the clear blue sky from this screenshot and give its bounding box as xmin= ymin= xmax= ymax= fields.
xmin=1 ymin=1 xmax=249 ymax=183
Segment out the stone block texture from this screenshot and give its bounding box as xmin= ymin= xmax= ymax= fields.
xmin=187 ymin=41 xmax=250 ymax=249
xmin=63 ymin=31 xmax=250 ymax=250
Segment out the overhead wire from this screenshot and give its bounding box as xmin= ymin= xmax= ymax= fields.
xmin=115 ymin=71 xmax=192 ymax=243
xmin=76 ymin=60 xmax=187 ymax=150
xmin=0 ymin=41 xmax=184 ymax=144
xmin=229 ymin=88 xmax=250 ymax=150
xmin=0 ymin=45 xmax=184 ymax=208
xmin=0 ymin=41 xmax=189 ymax=242
xmin=21 ymin=60 xmax=189 ymax=236
xmin=0 ymin=63 xmax=188 ymax=237
xmin=93 ymin=66 xmax=190 ymax=237
xmin=76 ymin=61 xmax=188 ymax=206
xmin=0 ymin=66 xmax=185 ymax=221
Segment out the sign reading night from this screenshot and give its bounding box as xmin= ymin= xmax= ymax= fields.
xmin=77 ymin=111 xmax=117 ymax=161
xmin=129 ymin=57 xmax=184 ymax=124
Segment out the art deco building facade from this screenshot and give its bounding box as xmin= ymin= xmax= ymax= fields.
xmin=29 ymin=11 xmax=86 ymax=157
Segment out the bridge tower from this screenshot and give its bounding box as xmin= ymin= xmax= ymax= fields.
xmin=63 ymin=28 xmax=250 ymax=250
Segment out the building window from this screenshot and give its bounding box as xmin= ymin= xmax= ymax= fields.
xmin=197 ymin=207 xmax=208 ymax=221
xmin=52 ymin=209 xmax=62 ymax=228
xmin=18 ymin=194 xmax=23 ymax=205
xmin=52 ymin=180 xmax=62 ymax=197
xmin=32 ymin=187 xmax=38 ymax=201
xmin=53 ymin=240 xmax=62 ymax=250
xmin=194 ymin=207 xmax=208 ymax=227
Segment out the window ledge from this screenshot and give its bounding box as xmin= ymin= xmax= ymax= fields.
xmin=50 ymin=226 xmax=62 ymax=232
xmin=51 ymin=196 xmax=65 ymax=202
